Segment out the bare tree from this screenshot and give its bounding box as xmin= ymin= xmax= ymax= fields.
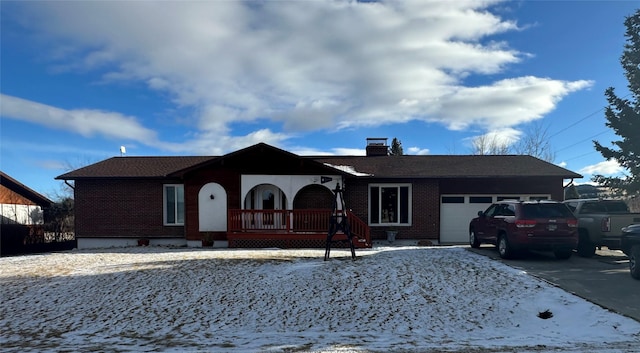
xmin=513 ymin=121 xmax=556 ymax=162
xmin=55 ymin=156 xmax=99 ymax=200
xmin=470 ymin=122 xmax=555 ymax=161
xmin=470 ymin=134 xmax=511 ymax=155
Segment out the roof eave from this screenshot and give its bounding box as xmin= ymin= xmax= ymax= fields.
xmin=1 ymin=172 xmax=53 ymax=206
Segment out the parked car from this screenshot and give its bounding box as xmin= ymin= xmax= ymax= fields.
xmin=563 ymin=198 xmax=640 ymax=257
xmin=469 ymin=200 xmax=578 ymax=259
xmin=621 ymin=224 xmax=640 ymax=280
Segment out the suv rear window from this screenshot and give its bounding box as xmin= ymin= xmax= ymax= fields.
xmin=522 ymin=204 xmax=574 ymax=218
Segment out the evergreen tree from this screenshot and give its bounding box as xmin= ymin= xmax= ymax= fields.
xmin=593 ymin=10 xmax=640 ymax=195
xmin=390 ymin=137 xmax=404 ymax=156
xmin=564 ymin=184 xmax=580 ymax=200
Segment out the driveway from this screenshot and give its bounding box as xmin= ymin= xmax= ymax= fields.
xmin=468 ymin=245 xmax=640 ymax=322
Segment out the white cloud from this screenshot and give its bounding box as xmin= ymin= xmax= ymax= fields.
xmin=435 ymin=77 xmax=593 ymax=130
xmin=0 ymin=139 xmax=113 ymax=157
xmin=407 ymin=147 xmax=431 ymax=155
xmin=289 ymin=147 xmax=366 ymax=156
xmin=0 ymin=94 xmax=158 ymax=142
xmin=579 ymin=160 xmax=624 ymax=176
xmin=578 ymin=160 xmax=623 ymax=176
xmin=35 ymin=160 xmax=68 ymax=171
xmin=0 ymin=94 xmax=290 ymax=156
xmin=170 ymin=129 xmax=291 ymax=155
xmin=6 ymin=0 xmax=592 ymax=151
xmin=331 ymin=148 xmax=367 ymax=156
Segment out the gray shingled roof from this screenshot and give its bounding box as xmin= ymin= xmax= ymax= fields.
xmin=56 ymin=147 xmax=582 ymax=180
xmin=56 ymin=156 xmax=215 ymax=179
xmin=312 ymin=155 xmax=582 ymax=178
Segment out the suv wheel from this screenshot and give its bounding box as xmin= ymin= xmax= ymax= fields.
xmin=630 ymin=245 xmax=640 ymax=280
xmin=469 ymin=230 xmax=480 ymax=248
xmin=577 ymin=230 xmax=596 ymax=258
xmin=498 ymin=234 xmax=512 ymax=259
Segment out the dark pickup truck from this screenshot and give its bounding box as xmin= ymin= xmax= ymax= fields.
xmin=563 ymin=199 xmax=640 ymax=257
xmin=621 ymin=224 xmax=640 ymax=280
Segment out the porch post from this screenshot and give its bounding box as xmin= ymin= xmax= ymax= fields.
xmin=286 ymin=210 xmax=291 ymax=232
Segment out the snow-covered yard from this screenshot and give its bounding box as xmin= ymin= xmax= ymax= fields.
xmin=1 ymin=245 xmax=639 ymax=353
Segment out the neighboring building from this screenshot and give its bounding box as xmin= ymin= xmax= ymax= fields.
xmin=1 ymin=171 xmax=52 ymax=225
xmin=56 ymin=139 xmax=582 ymax=249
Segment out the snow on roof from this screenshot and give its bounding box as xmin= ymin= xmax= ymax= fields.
xmin=323 ymin=163 xmax=373 ymax=176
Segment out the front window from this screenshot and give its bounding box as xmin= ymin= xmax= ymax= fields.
xmin=369 ymin=184 xmax=411 ymax=225
xmin=164 ymin=184 xmax=184 ymax=225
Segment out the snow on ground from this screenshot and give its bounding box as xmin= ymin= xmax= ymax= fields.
xmin=1 ymin=245 xmax=639 ymax=353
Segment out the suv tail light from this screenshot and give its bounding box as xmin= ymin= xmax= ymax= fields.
xmin=516 ymin=220 xmax=537 ymax=228
xmin=601 ymin=217 xmax=611 ymax=232
xmin=568 ymin=219 xmax=578 ymax=228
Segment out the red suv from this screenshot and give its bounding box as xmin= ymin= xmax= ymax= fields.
xmin=469 ymin=200 xmax=578 ymax=259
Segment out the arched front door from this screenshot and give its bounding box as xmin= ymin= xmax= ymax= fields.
xmin=245 ymin=184 xmax=286 ymax=227
xmin=198 ymin=183 xmax=227 ymax=231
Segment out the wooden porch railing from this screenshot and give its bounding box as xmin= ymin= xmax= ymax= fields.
xmin=227 ymin=209 xmax=371 ymax=248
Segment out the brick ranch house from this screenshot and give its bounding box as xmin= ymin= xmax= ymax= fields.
xmin=56 ymin=139 xmax=582 ymax=249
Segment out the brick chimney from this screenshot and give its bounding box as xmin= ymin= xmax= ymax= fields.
xmin=366 ymin=138 xmax=389 ymax=156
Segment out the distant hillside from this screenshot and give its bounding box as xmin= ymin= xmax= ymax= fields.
xmin=574 ymin=184 xmax=602 ymax=198
xmin=565 ymin=184 xmax=625 ymax=199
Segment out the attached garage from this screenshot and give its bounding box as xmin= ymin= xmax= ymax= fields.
xmin=439 ymin=194 xmax=551 ymax=244
xmin=316 ymin=152 xmax=581 ymax=243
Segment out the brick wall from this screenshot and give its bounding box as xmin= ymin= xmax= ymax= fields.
xmin=292 ymin=184 xmax=334 ymax=209
xmin=410 ymin=179 xmax=440 ymax=240
xmin=75 ymin=175 xmax=568 ymax=242
xmin=344 ymin=179 xmax=440 ymax=241
xmin=75 ymin=179 xmax=184 ymax=238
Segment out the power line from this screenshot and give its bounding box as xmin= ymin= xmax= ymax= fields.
xmin=548 ymin=108 xmax=605 ymax=139
xmin=563 ymin=150 xmax=600 ymax=162
xmin=549 ymin=92 xmax=632 ymax=163
xmin=548 ymin=92 xmax=631 ymax=139
xmin=556 ymin=129 xmax=610 ymax=152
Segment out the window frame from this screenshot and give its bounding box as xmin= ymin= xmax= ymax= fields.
xmin=368 ymin=183 xmax=412 ymax=226
xmin=163 ymin=184 xmax=185 ymax=226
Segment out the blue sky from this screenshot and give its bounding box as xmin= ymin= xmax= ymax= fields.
xmin=1 ymin=0 xmax=637 ymax=199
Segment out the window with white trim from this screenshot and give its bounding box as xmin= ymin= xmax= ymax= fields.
xmin=369 ymin=184 xmax=411 ymax=225
xmin=164 ymin=184 xmax=185 ymax=225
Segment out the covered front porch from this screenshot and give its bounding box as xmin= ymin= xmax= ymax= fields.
xmin=227 ymin=209 xmax=371 ymax=248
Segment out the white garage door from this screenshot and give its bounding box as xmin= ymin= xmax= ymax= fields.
xmin=439 ymin=194 xmax=550 ymax=244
